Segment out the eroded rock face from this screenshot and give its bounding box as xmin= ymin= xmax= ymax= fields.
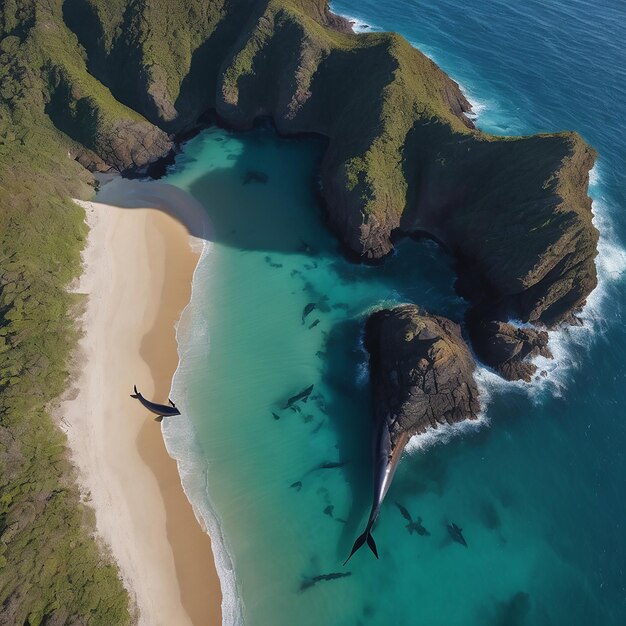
xmin=58 ymin=0 xmax=598 ymax=380
xmin=467 ymin=317 xmax=551 ymax=381
xmin=365 ymin=305 xmax=480 ymax=444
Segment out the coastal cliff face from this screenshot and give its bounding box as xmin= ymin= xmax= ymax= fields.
xmin=0 ymin=0 xmax=600 ymax=621
xmin=365 ymin=305 xmax=480 ymax=444
xmin=1 ymin=0 xmax=595 ymax=381
xmin=53 ymin=0 xmax=597 ymax=379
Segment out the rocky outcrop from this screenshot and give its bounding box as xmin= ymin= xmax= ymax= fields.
xmin=365 ymin=305 xmax=480 ymax=443
xmin=467 ymin=318 xmax=551 ymax=382
xmin=44 ymin=54 xmax=172 ymax=172
xmin=19 ymin=0 xmax=593 ymax=381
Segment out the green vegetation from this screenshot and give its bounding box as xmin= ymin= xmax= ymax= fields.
xmin=0 ymin=0 xmax=598 ymax=620
xmin=0 ymin=3 xmax=132 ymax=624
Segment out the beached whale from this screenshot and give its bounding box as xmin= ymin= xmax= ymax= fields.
xmin=130 ymin=385 xmax=181 ymax=420
xmin=344 ymin=426 xmax=408 ymax=563
xmin=344 ymin=305 xmax=479 ymax=563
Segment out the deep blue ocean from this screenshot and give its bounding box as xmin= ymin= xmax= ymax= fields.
xmin=163 ymin=1 xmax=626 ymax=624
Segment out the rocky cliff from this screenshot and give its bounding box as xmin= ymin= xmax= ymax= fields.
xmin=2 ymin=0 xmax=597 ymax=379
xmin=0 ymin=0 xmax=600 ymax=620
xmin=51 ymin=0 xmax=598 ymax=379
xmin=365 ymin=304 xmax=480 ymax=442
xmin=0 ymin=3 xmax=598 ymax=381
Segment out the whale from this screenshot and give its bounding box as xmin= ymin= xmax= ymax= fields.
xmin=130 ymin=385 xmax=181 ymax=420
xmin=344 ymin=425 xmax=409 ymax=564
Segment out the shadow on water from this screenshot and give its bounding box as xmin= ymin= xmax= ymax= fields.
xmin=186 ymin=129 xmax=337 ymax=257
xmin=318 ymin=318 xmax=373 ymax=557
xmin=181 ymin=127 xmax=466 ymax=321
xmin=480 ymin=591 xmax=532 ymax=626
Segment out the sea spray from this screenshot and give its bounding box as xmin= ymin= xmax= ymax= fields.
xmin=327 ymin=3 xmax=626 ymax=450
xmin=502 ymin=163 xmax=626 ymax=400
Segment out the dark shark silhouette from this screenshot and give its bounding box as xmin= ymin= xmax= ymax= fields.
xmin=283 ymin=384 xmax=314 ymax=408
xmin=299 ymin=572 xmax=351 ymax=592
xmin=447 ymin=522 xmax=468 ymax=547
xmin=395 ymin=502 xmax=430 ymax=536
xmin=307 ymin=460 xmax=349 ymax=473
xmin=302 ymin=302 xmax=316 ymax=324
xmin=130 ymin=385 xmax=181 ymax=421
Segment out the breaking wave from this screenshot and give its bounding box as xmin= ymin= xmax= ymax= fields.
xmin=165 ymin=234 xmax=244 ymax=626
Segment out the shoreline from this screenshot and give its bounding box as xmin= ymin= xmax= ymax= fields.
xmin=61 ymin=177 xmax=222 ymax=626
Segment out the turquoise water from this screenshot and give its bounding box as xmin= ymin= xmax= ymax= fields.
xmin=164 ymin=1 xmax=626 ymax=624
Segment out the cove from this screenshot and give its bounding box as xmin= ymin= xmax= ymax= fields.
xmin=163 ymin=125 xmax=621 ymax=626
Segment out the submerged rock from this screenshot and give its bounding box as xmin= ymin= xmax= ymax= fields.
xmin=365 ymin=304 xmax=480 ymax=443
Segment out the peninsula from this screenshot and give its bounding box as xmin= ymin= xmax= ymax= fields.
xmin=0 ymin=0 xmax=597 ymax=623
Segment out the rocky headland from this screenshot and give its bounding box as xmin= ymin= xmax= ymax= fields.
xmin=344 ymin=303 xmax=480 ymax=562
xmin=36 ymin=0 xmax=596 ymax=380
xmin=365 ymin=304 xmax=480 ymax=446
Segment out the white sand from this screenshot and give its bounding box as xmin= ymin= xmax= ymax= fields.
xmin=58 ymin=178 xmax=221 ymax=626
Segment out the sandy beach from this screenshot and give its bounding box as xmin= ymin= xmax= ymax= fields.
xmin=60 ymin=177 xmax=221 ymax=626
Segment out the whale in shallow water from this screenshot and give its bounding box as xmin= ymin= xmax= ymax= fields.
xmin=130 ymin=385 xmax=181 ymax=420
xmin=344 ymin=425 xmax=409 ymax=564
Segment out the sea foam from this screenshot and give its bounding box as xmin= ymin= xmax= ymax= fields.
xmin=165 ymin=235 xmax=245 ymax=626
xmin=331 ymin=3 xmax=626 ymax=431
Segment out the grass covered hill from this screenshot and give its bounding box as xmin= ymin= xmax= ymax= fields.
xmin=62 ymin=0 xmax=598 ymax=375
xmin=0 ymin=0 xmax=598 ymax=623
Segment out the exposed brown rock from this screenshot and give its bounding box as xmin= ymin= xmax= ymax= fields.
xmin=467 ymin=318 xmax=551 ymax=382
xmin=61 ymin=0 xmax=598 ymax=381
xmin=365 ymin=304 xmax=480 ymax=444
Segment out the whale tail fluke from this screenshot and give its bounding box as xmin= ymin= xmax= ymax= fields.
xmin=130 ymin=385 xmax=139 ymax=399
xmin=343 ymin=528 xmax=378 ymax=565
